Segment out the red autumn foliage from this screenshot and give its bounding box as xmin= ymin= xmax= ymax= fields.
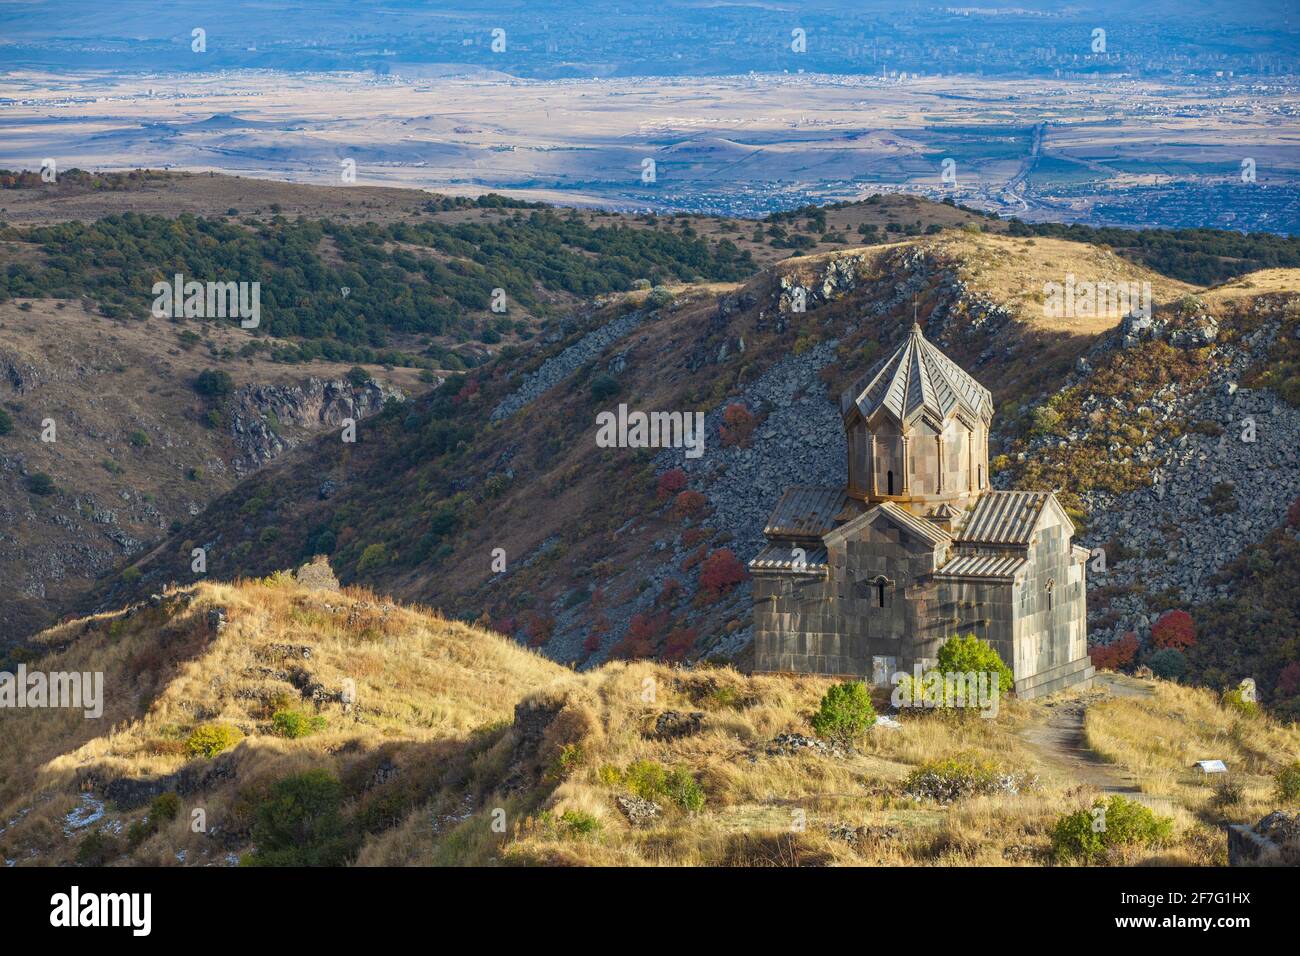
xmin=681 ymin=543 xmax=708 ymax=572
xmin=523 ymin=611 xmax=555 ymax=648
xmin=656 ymin=468 xmax=689 ymax=501
xmin=719 ymin=403 xmax=757 ymax=447
xmin=674 ymin=490 xmax=708 ymax=518
xmin=451 ymin=375 xmax=481 ymax=406
xmin=1090 ymin=632 xmax=1139 ymax=671
xmin=613 ymin=610 xmax=670 ymax=659
xmin=699 ymin=548 xmax=747 ymax=596
xmin=1151 ymin=609 xmax=1196 ymax=650
xmin=1288 ymin=496 xmax=1300 ymax=529
xmin=1277 ymin=661 xmax=1300 ymax=698
xmin=682 ymin=527 xmax=710 ymax=548
xmin=582 ymin=613 xmax=611 ymax=656
xmin=492 ymin=616 xmax=517 ymax=637
xmin=657 ymin=578 xmax=683 ymax=606
xmin=664 ymin=627 xmax=698 ymax=662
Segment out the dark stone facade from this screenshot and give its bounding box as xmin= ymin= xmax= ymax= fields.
xmin=750 ymin=325 xmax=1094 ymax=699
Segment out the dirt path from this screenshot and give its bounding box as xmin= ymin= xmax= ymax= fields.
xmin=1018 ymin=673 xmax=1174 ymax=812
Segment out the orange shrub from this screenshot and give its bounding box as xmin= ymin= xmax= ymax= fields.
xmin=656 ymin=468 xmax=689 ymax=501
xmin=613 ymin=611 xmax=669 ymax=659
xmin=720 ymin=404 xmax=757 ymax=447
xmin=674 ymin=490 xmax=708 ymax=518
xmin=699 ymin=548 xmax=747 ymax=596
xmin=664 ymin=627 xmax=698 ymax=662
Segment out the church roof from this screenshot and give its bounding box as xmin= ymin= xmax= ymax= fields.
xmin=763 ymin=486 xmax=848 ymax=539
xmin=749 ymin=543 xmax=829 ymax=574
xmin=825 ymin=500 xmax=952 ymax=548
xmin=957 ymin=490 xmax=1054 ymax=545
xmin=934 ymin=553 xmax=1028 ymax=582
xmin=841 ymin=323 xmax=993 ymax=427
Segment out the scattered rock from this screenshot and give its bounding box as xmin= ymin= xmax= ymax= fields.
xmin=616 ymin=795 xmax=662 ymax=827
xmin=765 ymin=733 xmax=844 ymax=758
xmin=294 ymin=555 xmax=340 ymax=592
xmin=652 ymin=710 xmax=705 ymax=740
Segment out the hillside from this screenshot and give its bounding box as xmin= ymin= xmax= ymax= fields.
xmin=4 ymin=174 xmax=1299 ymax=719
xmin=2 ymin=575 xmax=1295 ymax=867
xmin=82 ymin=227 xmax=1299 ymax=701
xmin=0 ymin=296 xmax=418 ymax=637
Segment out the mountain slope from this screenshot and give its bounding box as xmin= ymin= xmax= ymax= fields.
xmin=3 ymin=575 xmax=1295 ymax=867
xmin=88 ymin=229 xmax=1288 ymax=672
xmin=0 ymin=296 xmax=417 ymax=637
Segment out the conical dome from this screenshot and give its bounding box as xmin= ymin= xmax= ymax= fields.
xmin=841 ymin=324 xmax=993 ymax=427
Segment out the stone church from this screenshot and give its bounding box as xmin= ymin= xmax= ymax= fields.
xmin=749 ymin=323 xmax=1094 ymax=699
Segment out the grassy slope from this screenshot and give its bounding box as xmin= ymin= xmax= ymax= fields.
xmin=4 ymin=577 xmax=1296 ymax=867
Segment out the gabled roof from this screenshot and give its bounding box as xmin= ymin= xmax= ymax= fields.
xmin=826 ymin=500 xmax=951 ymax=549
xmin=933 ymin=553 xmax=1028 ymax=582
xmin=841 ymin=323 xmax=993 ymax=428
xmin=763 ymin=486 xmax=847 ymax=539
xmin=957 ymin=490 xmax=1057 ymax=545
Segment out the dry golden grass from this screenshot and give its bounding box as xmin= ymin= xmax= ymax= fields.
xmin=921 ymin=232 xmax=1198 ymax=334
xmin=1084 ymin=681 xmax=1300 ymax=830
xmin=0 ymin=577 xmax=568 ymax=865
xmin=2 ymin=578 xmax=1291 ymax=867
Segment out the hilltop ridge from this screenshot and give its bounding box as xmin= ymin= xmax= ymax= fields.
xmin=2 ymin=574 xmax=1296 ymax=867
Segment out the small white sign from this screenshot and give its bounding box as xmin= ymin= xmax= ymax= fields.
xmin=1194 ymin=759 xmax=1228 ymax=773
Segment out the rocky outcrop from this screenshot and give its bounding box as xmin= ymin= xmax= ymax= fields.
xmin=1078 ymin=319 xmax=1300 ymax=643
xmin=1120 ymin=306 xmax=1219 ymax=350
xmin=229 ymin=377 xmax=400 ymax=476
xmin=490 ymin=308 xmax=649 ymax=421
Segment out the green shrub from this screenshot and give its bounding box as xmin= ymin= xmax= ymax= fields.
xmin=589 ymin=374 xmax=621 ymax=402
xmin=0 ymin=407 xmax=12 ymax=435
xmin=27 ymin=472 xmax=55 ymax=496
xmin=558 ymin=809 xmax=602 ymax=837
xmin=1148 ymin=648 xmax=1187 ymax=681
xmin=271 ymin=708 xmax=327 ymax=739
xmin=128 ymin=429 xmax=151 ymax=448
xmin=127 ymin=792 xmax=182 ymax=849
xmin=620 ymin=760 xmax=704 ymax=812
xmin=664 ymin=768 xmax=705 ymax=813
xmin=645 ymin=287 xmax=675 ymax=309
xmin=121 ymin=566 xmax=141 ymax=584
xmin=1051 ymin=795 xmax=1173 ymax=863
xmin=546 ymin=743 xmax=585 ymax=782
xmin=810 ymin=681 xmax=877 ymax=743
xmin=193 ymin=368 xmax=234 ymax=398
xmin=356 ymin=543 xmax=388 ymax=573
xmin=936 ymin=634 xmax=1014 ymax=695
xmin=77 ymin=830 xmax=121 ymax=865
xmin=1274 ymin=762 xmax=1300 ymax=803
xmin=245 ymin=769 xmax=353 ymax=866
xmin=1221 ymin=686 xmax=1259 ymax=717
xmin=185 ymin=722 xmax=243 ymax=758
xmin=624 ymin=760 xmax=667 ymax=801
xmin=1210 ymin=779 xmax=1243 ymax=808
xmin=1029 ymin=404 xmax=1065 ymax=438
